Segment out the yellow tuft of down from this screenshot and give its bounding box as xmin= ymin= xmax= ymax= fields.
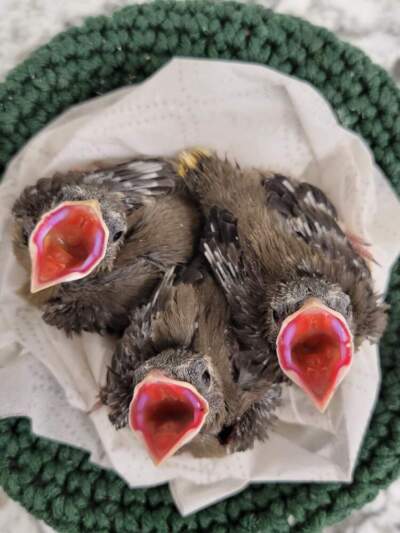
xmin=177 ymin=147 xmax=211 ymax=177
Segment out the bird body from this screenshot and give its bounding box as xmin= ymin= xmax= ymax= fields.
xmin=12 ymin=158 xmax=200 ymax=335
xmin=176 ymin=150 xmax=387 ymax=411
xmin=100 ymin=261 xmax=280 ymax=462
xmin=12 ymin=148 xmax=386 ymax=426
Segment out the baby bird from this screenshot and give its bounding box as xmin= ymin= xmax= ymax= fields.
xmin=12 ymin=158 xmax=200 ymax=335
xmin=100 ymin=261 xmax=281 ymax=463
xmin=176 ymin=150 xmax=387 ymax=412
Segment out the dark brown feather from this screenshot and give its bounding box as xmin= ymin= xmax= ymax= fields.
xmin=178 ymin=151 xmax=387 ymax=396
xmin=100 ymin=262 xmax=281 ymax=454
xmin=12 ymin=157 xmax=201 ymax=336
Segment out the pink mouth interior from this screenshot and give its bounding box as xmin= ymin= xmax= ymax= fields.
xmin=130 ymin=380 xmax=208 ymax=464
xmin=31 ymin=203 xmax=107 ymax=287
xmin=277 ymin=308 xmax=352 ymax=410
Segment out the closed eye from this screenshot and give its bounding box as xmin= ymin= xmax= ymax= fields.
xmin=22 ymin=229 xmax=29 ymax=246
xmin=272 ymin=309 xmax=282 ymax=322
xmin=201 ymin=369 xmax=211 ymax=387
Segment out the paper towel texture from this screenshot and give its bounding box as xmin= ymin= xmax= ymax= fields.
xmin=1 ymin=58 xmax=400 ymax=515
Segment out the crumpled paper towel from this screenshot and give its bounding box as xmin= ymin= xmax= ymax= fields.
xmin=1 ymin=58 xmax=400 ymax=516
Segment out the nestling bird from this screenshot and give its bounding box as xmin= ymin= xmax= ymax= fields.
xmin=175 ymin=149 xmax=387 ymax=412
xmin=12 ymin=158 xmax=200 ymax=335
xmin=100 ymin=261 xmax=281 ymax=464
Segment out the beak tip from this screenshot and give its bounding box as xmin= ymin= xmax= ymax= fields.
xmin=151 ymin=455 xmax=166 ymax=467
xmin=313 ymin=398 xmax=330 ymax=413
xmin=30 ymin=281 xmax=40 ymax=294
xmin=30 ymin=277 xmax=54 ymax=293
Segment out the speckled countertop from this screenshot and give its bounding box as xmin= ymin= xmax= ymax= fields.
xmin=0 ymin=1 xmax=399 ymax=532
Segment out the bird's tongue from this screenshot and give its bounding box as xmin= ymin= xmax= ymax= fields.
xmin=129 ymin=375 xmax=209 ymax=465
xmin=29 ymin=200 xmax=109 ymax=292
xmin=277 ymin=302 xmax=353 ymax=412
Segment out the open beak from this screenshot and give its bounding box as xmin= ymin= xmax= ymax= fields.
xmin=276 ymin=298 xmax=353 ymax=412
xmin=29 ymin=200 xmax=109 ymax=293
xmin=129 ymin=371 xmax=209 ymax=465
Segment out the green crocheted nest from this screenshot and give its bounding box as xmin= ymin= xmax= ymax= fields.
xmin=1 ymin=2 xmax=400 ymax=531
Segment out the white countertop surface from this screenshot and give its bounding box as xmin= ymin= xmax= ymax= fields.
xmin=0 ymin=1 xmax=399 ymax=532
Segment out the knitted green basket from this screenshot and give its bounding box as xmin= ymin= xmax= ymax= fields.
xmin=1 ymin=2 xmax=400 ymax=532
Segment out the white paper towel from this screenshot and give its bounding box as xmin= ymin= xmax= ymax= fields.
xmin=1 ymin=58 xmax=400 ymax=516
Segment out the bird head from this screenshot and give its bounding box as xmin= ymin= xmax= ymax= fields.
xmin=12 ymin=182 xmax=127 ymax=293
xmin=129 ymin=348 xmax=226 ymax=465
xmin=268 ymin=278 xmax=354 ymax=412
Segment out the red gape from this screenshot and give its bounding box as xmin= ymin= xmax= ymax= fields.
xmin=29 ymin=200 xmax=108 ymax=292
xmin=277 ymin=302 xmax=353 ymax=412
xmin=130 ymin=375 xmax=209 ymax=465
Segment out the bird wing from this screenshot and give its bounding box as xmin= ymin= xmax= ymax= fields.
xmin=202 ymin=207 xmax=281 ymax=390
xmin=202 ymin=207 xmax=263 ymax=341
xmin=263 ymin=174 xmax=371 ymax=274
xmin=79 ymin=157 xmax=178 ymax=210
xmin=12 ymin=157 xmax=177 ymax=227
xmin=99 ymin=268 xmax=175 ymax=428
xmin=115 ymin=266 xmax=176 ymax=368
xmin=176 ymin=254 xmax=209 ymax=284
xmin=42 ymin=257 xmax=164 ymax=336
